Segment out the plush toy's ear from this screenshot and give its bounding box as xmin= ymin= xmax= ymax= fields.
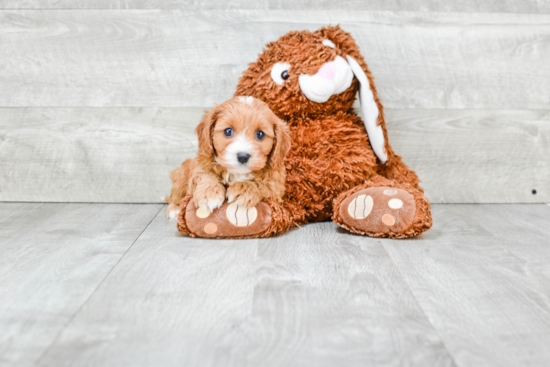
xmin=315 ymin=25 xmax=391 ymax=164
xmin=268 ymin=116 xmax=291 ymax=170
xmin=195 ymin=105 xmax=221 ymax=159
xmin=346 ymin=55 xmax=387 ymax=164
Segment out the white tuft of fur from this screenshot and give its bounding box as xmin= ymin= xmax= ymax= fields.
xmin=232 ymin=173 xmax=254 ymax=182
xmin=169 ymin=208 xmax=180 ymax=220
xmin=198 ymin=196 xmax=224 ymax=214
xmin=222 ymin=132 xmax=255 ymax=175
xmin=238 ymin=96 xmax=254 ymax=105
xmin=322 ymin=39 xmax=335 ymax=48
xmin=226 ymin=190 xmax=237 ymax=203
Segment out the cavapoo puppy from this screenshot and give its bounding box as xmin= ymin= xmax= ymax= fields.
xmin=166 ymin=96 xmax=291 ymax=219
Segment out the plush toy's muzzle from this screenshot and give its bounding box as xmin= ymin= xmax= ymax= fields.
xmin=298 ymin=55 xmax=353 ymax=103
xmin=298 ymin=53 xmax=387 ymax=164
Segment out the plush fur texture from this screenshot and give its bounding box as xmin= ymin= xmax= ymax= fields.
xmin=167 ymin=97 xmax=290 ymax=219
xmin=177 ymin=25 xmax=432 ymax=239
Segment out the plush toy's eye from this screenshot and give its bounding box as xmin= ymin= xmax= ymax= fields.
xmin=271 ymin=62 xmax=291 ymax=85
xmin=224 ymin=128 xmax=233 ymax=137
xmin=256 ymin=130 xmax=265 ymax=140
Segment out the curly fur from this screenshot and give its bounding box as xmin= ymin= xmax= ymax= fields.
xmin=177 ymin=25 xmax=432 ymax=239
xmin=167 ymin=97 xmax=291 ymax=217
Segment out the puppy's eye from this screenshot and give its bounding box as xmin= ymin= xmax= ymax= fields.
xmin=224 ymin=128 xmax=233 ymax=137
xmin=256 ymin=130 xmax=265 ymax=140
xmin=271 ymin=62 xmax=291 ymax=85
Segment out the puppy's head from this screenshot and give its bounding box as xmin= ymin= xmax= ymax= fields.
xmin=196 ymin=96 xmax=290 ymax=174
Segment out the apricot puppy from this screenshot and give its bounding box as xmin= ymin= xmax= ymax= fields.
xmin=166 ymin=96 xmax=291 ymax=219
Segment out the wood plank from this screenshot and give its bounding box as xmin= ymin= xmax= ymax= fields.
xmin=0 ymin=0 xmax=548 ymax=13
xmin=37 ymin=208 xmax=261 ymax=367
xmin=0 ymin=107 xmax=548 ymax=203
xmin=0 ymin=107 xmax=199 ymax=203
xmin=388 ymin=109 xmax=550 ymax=204
xmin=0 ymin=203 xmax=162 ymax=367
xmin=1 ymin=10 xmax=549 ymax=109
xmin=380 ymin=204 xmax=550 ymax=367
xmin=37 ymin=208 xmax=454 ymax=367
xmin=240 ymin=222 xmax=454 ymax=366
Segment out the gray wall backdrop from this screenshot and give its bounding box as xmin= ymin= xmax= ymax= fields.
xmin=0 ymin=1 xmax=548 ymax=203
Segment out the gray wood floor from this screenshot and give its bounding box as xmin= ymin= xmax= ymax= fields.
xmin=1 ymin=203 xmax=550 ymax=366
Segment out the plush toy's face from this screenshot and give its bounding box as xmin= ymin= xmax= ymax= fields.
xmin=235 ymin=26 xmax=389 ymax=163
xmin=235 ymin=26 xmax=367 ymax=119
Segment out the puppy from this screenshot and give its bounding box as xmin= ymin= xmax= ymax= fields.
xmin=166 ymin=96 xmax=291 ymax=219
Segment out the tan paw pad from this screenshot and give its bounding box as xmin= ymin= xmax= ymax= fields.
xmin=196 ymin=207 xmax=210 ymax=218
xmin=347 ymin=194 xmax=374 ymax=219
xmin=388 ymin=198 xmax=403 ymax=209
xmin=382 ymin=214 xmax=396 ymax=226
xmin=204 ymin=223 xmax=217 ymax=234
xmin=226 ymin=203 xmax=257 ymax=227
xmin=383 ymin=188 xmax=398 ymax=196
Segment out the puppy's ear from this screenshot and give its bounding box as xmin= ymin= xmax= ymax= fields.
xmin=195 ymin=105 xmax=221 ymax=159
xmin=268 ymin=116 xmax=291 ymax=170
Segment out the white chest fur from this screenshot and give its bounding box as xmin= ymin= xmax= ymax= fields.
xmin=222 ymin=172 xmax=254 ymax=185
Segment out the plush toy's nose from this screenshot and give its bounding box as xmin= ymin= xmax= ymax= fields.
xmin=317 ymin=62 xmax=337 ymax=80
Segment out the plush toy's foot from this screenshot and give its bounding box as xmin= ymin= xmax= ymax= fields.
xmin=177 ymin=195 xmax=273 ymax=238
xmin=332 ymin=181 xmax=432 ymax=239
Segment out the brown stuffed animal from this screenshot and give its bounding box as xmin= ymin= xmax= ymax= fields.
xmin=178 ymin=25 xmax=432 ymax=239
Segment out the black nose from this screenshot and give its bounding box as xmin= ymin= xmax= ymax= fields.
xmin=237 ymin=152 xmax=250 ymax=164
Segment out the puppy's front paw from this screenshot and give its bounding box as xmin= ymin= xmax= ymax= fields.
xmin=194 ymin=184 xmax=226 ymax=214
xmin=226 ymin=183 xmax=262 ymax=209
xmin=166 ymin=203 xmax=181 ymax=220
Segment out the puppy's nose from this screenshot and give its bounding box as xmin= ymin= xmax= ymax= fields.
xmin=237 ymin=152 xmax=250 ymax=164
